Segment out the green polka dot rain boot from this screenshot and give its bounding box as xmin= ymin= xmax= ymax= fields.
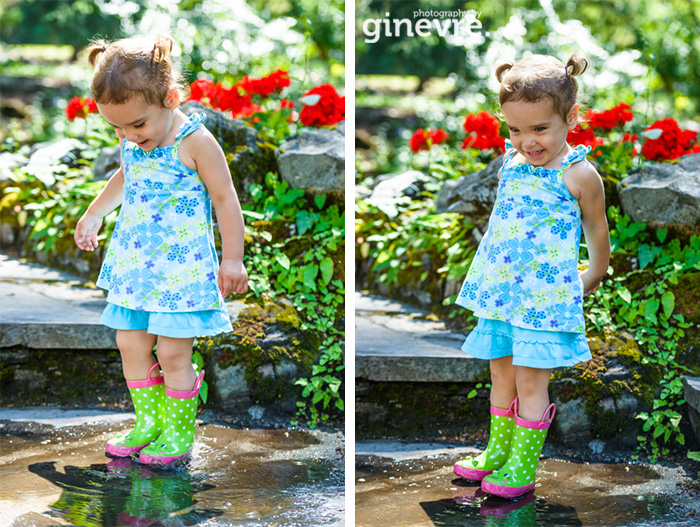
xmin=481 ymin=402 xmax=556 ymax=498
xmin=454 ymin=397 xmax=517 ymax=481
xmin=106 ymin=362 xmax=165 ymax=457
xmin=139 ymin=370 xmax=204 ymax=466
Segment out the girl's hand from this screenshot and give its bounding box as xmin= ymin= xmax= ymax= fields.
xmin=579 ymin=269 xmax=602 ymax=297
xmin=218 ymin=259 xmax=249 ymax=297
xmin=74 ymin=212 xmax=103 ymax=251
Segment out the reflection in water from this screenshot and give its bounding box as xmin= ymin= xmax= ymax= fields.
xmin=28 ymin=459 xmax=221 ymax=526
xmin=418 ymin=478 xmax=583 ymax=526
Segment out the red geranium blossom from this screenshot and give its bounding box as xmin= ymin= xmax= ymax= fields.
xmin=299 ymin=84 xmax=345 ymax=127
xmin=641 ymin=118 xmax=698 ymax=160
xmin=409 ymin=128 xmax=449 ymax=152
xmin=567 ymin=124 xmax=604 ymax=149
xmin=187 ymin=78 xmax=260 ymax=119
xmin=239 ymin=69 xmax=290 ymax=96
xmin=461 ymin=111 xmax=505 ymax=152
xmin=585 ymin=103 xmax=634 ymax=130
xmin=65 ymin=96 xmax=98 ymax=121
xmin=684 ymin=144 xmax=700 ymax=156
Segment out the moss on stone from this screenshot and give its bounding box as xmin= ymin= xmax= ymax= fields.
xmin=0 ymin=348 xmax=125 ymax=407
xmin=197 ymin=299 xmax=320 ymax=412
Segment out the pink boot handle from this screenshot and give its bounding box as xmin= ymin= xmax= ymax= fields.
xmin=126 ymin=363 xmax=164 ymax=389
xmin=166 ymin=369 xmax=205 ymax=399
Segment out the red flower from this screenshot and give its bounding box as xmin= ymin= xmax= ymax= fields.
xmin=409 ymin=128 xmax=449 ymax=152
xmin=461 ymin=111 xmax=505 ymax=152
xmin=567 ymin=124 xmax=604 ymax=149
xmin=430 ymin=128 xmax=449 ymax=145
xmin=585 ymin=103 xmax=634 ymax=130
xmin=188 ymin=78 xmax=261 ymax=119
xmin=299 ymin=84 xmax=345 ymax=127
xmin=684 ymin=144 xmax=700 ymax=156
xmin=641 ymin=118 xmax=698 ymax=160
xmin=239 ymin=69 xmax=290 ymax=96
xmin=65 ymin=96 xmax=98 ymax=121
xmin=409 ymin=129 xmax=429 ymax=152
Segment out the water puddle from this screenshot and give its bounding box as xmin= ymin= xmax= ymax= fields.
xmin=0 ymin=412 xmax=344 ymax=526
xmin=356 ymin=444 xmax=698 ymax=527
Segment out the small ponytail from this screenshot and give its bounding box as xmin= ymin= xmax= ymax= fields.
xmin=495 ymin=62 xmax=514 ymax=83
xmin=86 ymin=39 xmax=108 ymax=67
xmin=151 ymin=34 xmax=173 ymax=64
xmin=565 ymin=52 xmax=589 ymax=77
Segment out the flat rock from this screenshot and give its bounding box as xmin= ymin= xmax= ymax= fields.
xmin=0 ymin=254 xmax=116 ymax=349
xmin=276 ymin=124 xmax=344 ymax=195
xmin=618 ymin=154 xmax=700 ymax=225
xmin=356 ymin=440 xmax=478 ymax=464
xmin=355 ymin=291 xmax=487 ymax=382
xmin=0 ymin=407 xmax=133 ymax=428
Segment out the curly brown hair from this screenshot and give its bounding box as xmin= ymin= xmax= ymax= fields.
xmin=495 ymin=53 xmax=589 ymax=121
xmin=87 ymin=34 xmax=189 ymax=107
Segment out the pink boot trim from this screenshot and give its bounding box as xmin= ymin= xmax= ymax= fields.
xmin=125 ymin=363 xmax=164 ymax=389
xmin=481 ymin=478 xmax=535 ymax=498
xmin=453 ymin=463 xmax=493 ymax=481
xmin=138 ymin=449 xmax=190 ymax=466
xmin=164 ymin=370 xmax=205 ymax=399
xmin=105 ymin=441 xmax=150 ymax=457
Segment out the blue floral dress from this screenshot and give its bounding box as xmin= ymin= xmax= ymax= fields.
xmin=97 ymin=113 xmax=231 ymax=337
xmin=456 ymin=141 xmax=592 ymax=368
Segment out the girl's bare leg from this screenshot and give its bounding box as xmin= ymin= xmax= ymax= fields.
xmin=489 ymin=356 xmax=518 ymax=408
xmin=155 ymin=336 xmax=197 ymax=391
xmin=115 ymin=329 xmax=157 ymax=380
xmin=515 ymin=366 xmax=553 ymax=421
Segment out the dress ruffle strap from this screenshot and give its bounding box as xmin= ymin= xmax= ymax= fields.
xmin=174 ymin=113 xmax=206 ymax=145
xmin=562 ymin=144 xmax=591 ymax=167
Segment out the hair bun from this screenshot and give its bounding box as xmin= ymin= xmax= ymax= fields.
xmin=87 ymin=39 xmax=109 ymax=67
xmin=151 ymin=34 xmax=173 ymax=63
xmin=495 ymin=62 xmax=514 ymax=83
xmin=565 ymin=52 xmax=589 ymax=77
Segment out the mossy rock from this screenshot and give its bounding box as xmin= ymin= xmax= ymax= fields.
xmin=670 ymin=272 xmax=700 ymax=375
xmin=197 ymin=298 xmax=321 ymax=416
xmin=0 ymin=348 xmax=125 ymax=407
xmin=551 ymin=332 xmax=663 ymax=447
xmin=356 ymin=380 xmax=491 ymax=440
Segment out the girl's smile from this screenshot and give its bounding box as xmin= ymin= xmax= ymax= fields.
xmin=501 ymin=99 xmax=578 ymax=168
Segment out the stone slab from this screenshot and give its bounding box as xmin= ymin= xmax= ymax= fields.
xmin=682 ymin=375 xmax=700 ymax=412
xmin=356 ymin=440 xmax=478 ymax=463
xmin=0 ymin=407 xmax=133 ymax=428
xmin=355 ymin=291 xmax=488 ymax=382
xmin=0 ymin=254 xmax=117 ymax=348
xmin=0 ymin=254 xmax=247 ymax=349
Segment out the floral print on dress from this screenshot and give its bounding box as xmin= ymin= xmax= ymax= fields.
xmin=96 ymin=113 xmax=225 ymax=313
xmin=456 ymin=141 xmax=591 ymax=333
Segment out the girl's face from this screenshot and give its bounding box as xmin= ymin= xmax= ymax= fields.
xmin=97 ymin=90 xmax=178 ymax=151
xmin=501 ymin=99 xmax=578 ymax=168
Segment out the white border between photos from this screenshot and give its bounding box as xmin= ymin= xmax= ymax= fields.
xmin=344 ymin=0 xmax=356 ymax=524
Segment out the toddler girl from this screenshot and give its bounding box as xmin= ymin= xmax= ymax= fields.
xmin=74 ymin=35 xmax=248 ymax=466
xmin=453 ymin=53 xmax=610 ymax=497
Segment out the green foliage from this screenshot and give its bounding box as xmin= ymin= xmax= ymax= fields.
xmin=1 ymin=164 xmax=117 ymax=260
xmin=585 ymin=206 xmax=700 ymax=461
xmin=244 ymin=171 xmax=345 ymax=426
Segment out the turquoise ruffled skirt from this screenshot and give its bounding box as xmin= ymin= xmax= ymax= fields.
xmin=101 ymin=303 xmax=233 ymax=338
xmin=463 ymin=318 xmax=591 ymax=369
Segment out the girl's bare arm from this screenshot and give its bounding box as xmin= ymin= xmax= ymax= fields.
xmin=186 ymin=128 xmax=248 ymax=297
xmin=565 ymin=162 xmax=610 ymax=295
